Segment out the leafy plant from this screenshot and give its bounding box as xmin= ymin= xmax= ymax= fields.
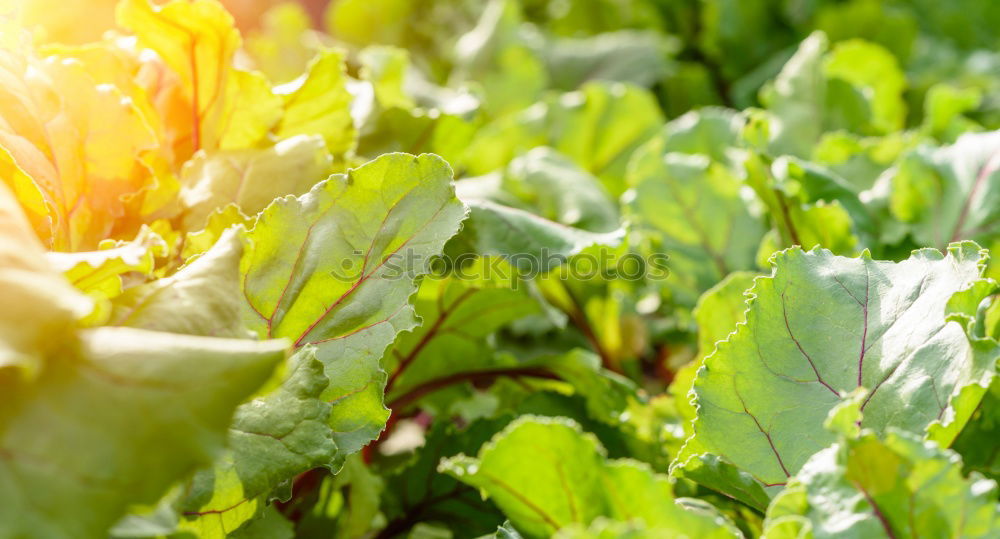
xmin=1 ymin=0 xmax=999 ymax=537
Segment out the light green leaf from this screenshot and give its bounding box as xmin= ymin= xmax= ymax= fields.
xmin=0 ymin=184 xmax=91 ymax=375
xmin=760 ymin=33 xmax=907 ymax=158
xmin=745 ymin=154 xmax=866 ymax=258
xmin=920 ymin=83 xmax=983 ymax=142
xmin=447 ymin=199 xmax=623 ymax=274
xmin=110 ymin=227 xmax=251 ymax=338
xmin=693 ymin=272 xmax=758 ymax=361
xmin=47 ymin=225 xmax=168 ymax=324
xmin=884 ymin=130 xmax=1000 ymax=250
xmin=543 ymin=30 xmax=675 ymax=90
xmin=274 ymin=49 xmax=357 ymax=157
xmin=504 ymin=148 xmax=619 ymax=233
xmin=460 ymin=82 xmax=663 ymax=196
xmin=672 ymin=271 xmax=758 ymax=438
xmin=359 ymin=45 xmax=416 ymax=110
xmin=181 ymin=204 xmax=255 ymax=261
xmin=180 ymin=135 xmax=332 ymax=230
xmin=441 ymin=416 xmax=735 ymax=539
xmin=683 ymin=242 xmax=998 ymax=493
xmin=823 ymin=39 xmax=907 ymax=135
xmin=245 ymin=3 xmax=321 ymax=85
xmin=627 ymin=109 xmax=764 ymax=303
xmin=220 ymin=70 xmax=284 ymax=151
xmin=763 ymin=430 xmax=1000 ymax=538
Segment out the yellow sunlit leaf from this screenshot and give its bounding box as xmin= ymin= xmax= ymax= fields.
xmin=0 ymin=48 xmax=164 ymax=250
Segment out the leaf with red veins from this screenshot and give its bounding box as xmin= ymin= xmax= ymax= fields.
xmin=242 ymin=151 xmax=466 ymax=450
xmin=678 ymin=242 xmax=998 ymax=498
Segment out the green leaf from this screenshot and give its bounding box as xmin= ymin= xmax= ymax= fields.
xmin=274 ymin=49 xmax=357 ymax=157
xmin=241 ymin=151 xmax=466 ymax=451
xmin=763 ymin=430 xmax=1000 ymax=538
xmin=627 ymin=109 xmax=765 ymax=303
xmin=884 ymin=130 xmax=1000 ymax=250
xmin=682 ymin=242 xmax=998 ymax=493
xmin=359 ymin=45 xmax=416 ymax=111
xmin=176 ymin=347 xmax=333 ymax=535
xmin=383 ymin=260 xmax=541 ymax=409
xmin=0 ymin=327 xmax=285 ymax=538
xmin=449 ymin=0 xmax=547 ymax=118
xmin=179 ymin=135 xmax=332 ymax=230
xmin=745 ymin=153 xmax=868 ymax=261
xmin=460 ymin=82 xmax=663 ymax=196
xmin=0 ymin=184 xmax=91 ymax=375
xmin=447 ymin=199 xmax=623 ymax=275
xmin=950 ymin=378 xmax=1000 ymax=482
xmin=47 ymin=225 xmax=168 ymax=324
xmin=181 ymin=204 xmax=255 ymax=261
xmin=245 ymin=3 xmax=321 ymax=85
xmin=672 ymin=271 xmax=758 ymax=438
xmin=503 ymin=148 xmax=619 ymax=233
xmin=823 ymin=39 xmax=907 ymax=135
xmin=760 ymin=33 xmax=907 ymax=158
xmin=670 ymin=451 xmax=772 ymax=513
xmin=441 ymin=416 xmax=735 ymax=538
xmin=543 ymin=30 xmax=675 ymax=91
xmin=110 ymin=227 xmax=251 ymax=338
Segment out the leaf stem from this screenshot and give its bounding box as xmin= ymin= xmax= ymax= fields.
xmin=388 ymin=367 xmax=560 ymax=410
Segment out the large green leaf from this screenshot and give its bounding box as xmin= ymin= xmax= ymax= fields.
xmin=242 ymin=151 xmax=466 ymax=453
xmin=763 ymin=430 xmax=1000 ymax=538
xmin=680 ymin=243 xmax=998 ymax=494
xmin=173 ymin=153 xmax=466 ymax=532
xmin=441 ymin=416 xmax=737 ymax=539
xmin=0 ymin=327 xmax=285 ymax=538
